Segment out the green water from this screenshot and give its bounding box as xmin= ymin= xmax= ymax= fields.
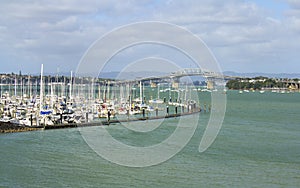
xmin=1 ymin=91 xmax=299 ymax=187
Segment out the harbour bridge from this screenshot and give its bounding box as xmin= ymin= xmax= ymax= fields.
xmin=114 ymin=68 xmax=238 ymax=89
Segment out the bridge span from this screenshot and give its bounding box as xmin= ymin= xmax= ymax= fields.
xmin=114 ymin=68 xmax=237 ymax=89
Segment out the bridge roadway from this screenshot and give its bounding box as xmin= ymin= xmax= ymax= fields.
xmin=114 ymin=68 xmax=238 ymax=85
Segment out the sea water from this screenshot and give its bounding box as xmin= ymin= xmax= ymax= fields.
xmin=0 ymin=91 xmax=299 ymax=187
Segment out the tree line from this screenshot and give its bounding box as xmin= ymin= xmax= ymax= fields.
xmin=225 ymin=77 xmax=297 ymax=90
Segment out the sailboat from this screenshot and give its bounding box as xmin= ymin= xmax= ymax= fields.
xmin=39 ymin=64 xmax=54 ymax=125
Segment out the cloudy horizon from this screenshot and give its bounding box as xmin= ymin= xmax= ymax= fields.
xmin=0 ymin=0 xmax=299 ymax=75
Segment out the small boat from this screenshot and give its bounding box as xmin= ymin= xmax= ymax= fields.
xmin=149 ymin=99 xmax=164 ymax=104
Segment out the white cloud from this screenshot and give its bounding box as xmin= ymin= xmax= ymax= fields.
xmin=0 ymin=0 xmax=299 ymax=74
xmin=154 ymin=0 xmax=300 ymax=73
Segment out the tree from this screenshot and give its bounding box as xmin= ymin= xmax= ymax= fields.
xmin=253 ymin=82 xmax=263 ymax=90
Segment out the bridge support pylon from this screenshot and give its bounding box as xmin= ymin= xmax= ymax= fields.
xmin=207 ymin=80 xmax=215 ymax=90
xmin=172 ymin=78 xmax=179 ymax=89
xmin=150 ymin=81 xmax=157 ymax=88
xmin=172 ymin=81 xmax=179 ymax=89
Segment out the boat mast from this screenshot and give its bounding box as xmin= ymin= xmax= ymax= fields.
xmin=98 ymin=83 xmax=101 ymax=100
xmin=40 ymin=64 xmax=44 ymax=112
xmin=14 ymin=75 xmax=17 ymax=96
xmin=158 ymin=83 xmax=160 ymax=99
xmin=21 ymin=77 xmax=23 ymax=99
xmin=140 ymin=81 xmax=142 ymax=102
xmin=142 ymin=82 xmax=145 ymax=103
xmin=56 ymin=67 xmax=59 ymax=97
xmin=91 ymin=78 xmax=94 ymax=100
xmin=103 ymin=81 xmax=107 ymax=102
xmin=28 ymin=75 xmax=32 ymax=99
xmin=184 ymin=84 xmax=187 ymax=102
xmin=50 ymin=81 xmax=54 ymax=108
xmin=107 ymin=81 xmax=110 ymax=101
xmin=129 ymin=83 xmax=132 ymax=109
xmin=70 ymin=70 xmax=73 ymax=100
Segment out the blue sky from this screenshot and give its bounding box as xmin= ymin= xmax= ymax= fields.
xmin=0 ymin=0 xmax=299 ymax=75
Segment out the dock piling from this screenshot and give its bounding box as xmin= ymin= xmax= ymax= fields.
xmin=85 ymin=113 xmax=88 ymax=123
xmin=30 ymin=114 xmax=33 ymax=126
xmin=166 ymin=106 xmax=169 ymax=116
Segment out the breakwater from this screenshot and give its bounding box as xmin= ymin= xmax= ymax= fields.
xmin=45 ymin=108 xmax=201 ymax=129
xmin=0 ymin=122 xmax=43 ymax=133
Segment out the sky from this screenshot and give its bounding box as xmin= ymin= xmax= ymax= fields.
xmin=0 ymin=0 xmax=299 ymax=75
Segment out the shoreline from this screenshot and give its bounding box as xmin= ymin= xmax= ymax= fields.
xmin=0 ymin=122 xmax=44 ymax=133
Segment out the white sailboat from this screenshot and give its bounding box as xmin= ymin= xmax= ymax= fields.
xmin=39 ymin=64 xmax=54 ymax=126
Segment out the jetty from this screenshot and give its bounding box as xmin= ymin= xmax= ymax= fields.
xmin=0 ymin=107 xmax=202 ymax=133
xmin=0 ymin=122 xmax=43 ymax=133
xmin=44 ymin=107 xmax=201 ymax=129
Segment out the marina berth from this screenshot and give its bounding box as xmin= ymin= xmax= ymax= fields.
xmin=0 ymin=66 xmax=209 ymax=133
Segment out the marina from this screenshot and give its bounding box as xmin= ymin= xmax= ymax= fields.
xmin=0 ymin=65 xmax=208 ymax=133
